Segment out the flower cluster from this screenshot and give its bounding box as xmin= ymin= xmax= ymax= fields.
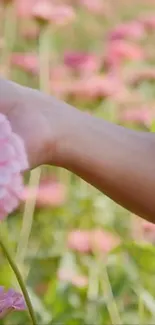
xmin=0 ymin=114 xmax=28 ymax=221
xmin=67 ymin=229 xmax=120 ymax=254
xmin=9 ymin=0 xmax=155 ymax=127
xmin=0 ymin=114 xmax=28 ymax=318
xmin=0 ymin=286 xmax=26 ymax=319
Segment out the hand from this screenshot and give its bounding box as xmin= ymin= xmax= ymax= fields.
xmin=0 ymin=78 xmax=72 ymax=168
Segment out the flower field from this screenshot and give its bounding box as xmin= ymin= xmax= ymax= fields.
xmin=1 ymin=0 xmax=155 ymax=324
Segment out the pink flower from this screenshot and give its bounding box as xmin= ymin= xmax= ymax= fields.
xmin=22 ymin=178 xmax=67 ymax=207
xmin=67 ymin=230 xmax=91 ymax=253
xmin=15 ymin=0 xmax=36 ymax=18
xmin=120 ymin=107 xmax=154 ymax=126
xmin=142 ymin=221 xmax=155 ymax=232
xmin=11 ymin=53 xmax=39 ymax=74
xmin=50 ymin=65 xmax=71 ymax=81
xmin=50 ymin=65 xmax=73 ymax=98
xmin=141 ymin=220 xmax=155 ymax=243
xmin=91 ymin=229 xmax=120 ymax=253
xmin=0 ymin=114 xmax=28 ymax=220
xmin=15 ymin=0 xmax=75 ymax=25
xmin=80 ymin=0 xmax=105 ymax=15
xmin=128 ymin=68 xmax=155 ymax=85
xmin=49 ymin=5 xmax=75 ymax=26
xmin=58 ymin=270 xmax=88 ymax=288
xmin=71 ymin=275 xmax=88 ymax=288
xmin=51 ymin=81 xmax=74 ymax=99
xmin=64 ymin=52 xmax=100 ymax=76
xmin=108 ymin=21 xmax=145 ymax=41
xmin=32 ymin=0 xmax=53 ymax=21
xmin=105 ymin=40 xmax=144 ymax=69
xmin=140 ymin=14 xmax=155 ymax=31
xmin=69 ymin=75 xmax=126 ymax=100
xmin=32 ymin=1 xmax=75 ymax=25
xmin=67 ymin=229 xmax=120 ymax=254
xmin=0 ymin=286 xmax=26 ymax=319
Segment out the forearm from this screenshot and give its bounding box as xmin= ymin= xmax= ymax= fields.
xmin=1 ymin=76 xmax=155 ymax=221
xmin=56 ymin=105 xmax=155 ymax=222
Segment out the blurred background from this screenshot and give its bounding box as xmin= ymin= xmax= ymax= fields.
xmin=1 ymin=0 xmax=155 ymax=324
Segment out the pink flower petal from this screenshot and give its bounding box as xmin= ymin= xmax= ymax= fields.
xmin=0 ymin=113 xmax=28 ymax=220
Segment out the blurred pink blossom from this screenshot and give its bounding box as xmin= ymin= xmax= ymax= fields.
xmin=64 ymin=52 xmax=100 ymax=76
xmin=120 ymin=107 xmax=154 ymax=126
xmin=71 ymin=275 xmax=88 ymax=288
xmin=50 ymin=5 xmax=76 ymax=25
xmin=0 ymin=114 xmax=28 ymax=220
xmin=140 ymin=14 xmax=155 ymax=31
xmin=51 ymin=81 xmax=74 ymax=99
xmin=15 ymin=0 xmax=36 ymax=18
xmin=58 ymin=269 xmax=88 ymax=288
xmin=108 ymin=21 xmax=145 ymax=41
xmin=80 ymin=0 xmax=105 ymax=15
xmin=67 ymin=230 xmax=91 ymax=253
xmin=105 ymin=40 xmax=144 ymax=69
xmin=67 ymin=229 xmax=119 ymax=254
xmin=91 ymin=229 xmax=120 ymax=253
xmin=22 ymin=178 xmax=67 ymax=207
xmin=32 ymin=0 xmax=54 ymax=21
xmin=51 ymin=65 xmax=71 ymax=80
xmin=15 ymin=0 xmax=75 ymax=25
xmin=32 ymin=1 xmax=75 ymax=25
xmin=142 ymin=221 xmax=155 ymax=232
xmin=11 ymin=53 xmax=39 ymax=74
xmin=50 ymin=65 xmax=73 ymax=98
xmin=68 ymin=74 xmax=126 ymax=100
xmin=141 ymin=220 xmax=155 ymax=243
xmin=128 ymin=68 xmax=155 ymax=85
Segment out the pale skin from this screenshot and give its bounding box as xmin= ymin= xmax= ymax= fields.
xmin=1 ymin=78 xmax=155 ymax=222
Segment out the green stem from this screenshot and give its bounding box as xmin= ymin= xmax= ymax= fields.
xmin=1 ymin=3 xmax=17 ymax=77
xmin=138 ymin=295 xmax=145 ymax=325
xmin=85 ymin=263 xmax=99 ymax=324
xmin=0 ymin=230 xmax=37 ymax=325
xmin=16 ymin=167 xmax=41 ymax=268
xmin=38 ymin=24 xmax=51 ymax=93
xmin=100 ymin=263 xmax=122 ymax=325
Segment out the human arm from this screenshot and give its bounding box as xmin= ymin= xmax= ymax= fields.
xmin=55 ymin=109 xmax=155 ymax=222
xmin=1 ymin=77 xmax=155 ymax=221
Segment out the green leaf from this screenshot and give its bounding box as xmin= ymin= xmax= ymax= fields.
xmin=114 ymin=241 xmax=155 ymax=274
xmin=135 ymin=288 xmax=155 ymax=316
xmin=28 ymin=288 xmax=52 ymax=323
xmin=151 ymin=120 xmax=155 ymax=133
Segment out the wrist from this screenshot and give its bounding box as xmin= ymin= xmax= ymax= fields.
xmin=50 ymin=99 xmax=86 ymax=169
